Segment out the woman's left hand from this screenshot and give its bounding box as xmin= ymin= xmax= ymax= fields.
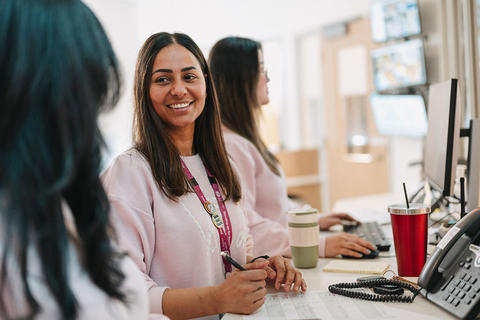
xmin=318 ymin=213 xmax=359 ymax=230
xmin=254 ymin=256 xmax=307 ymax=292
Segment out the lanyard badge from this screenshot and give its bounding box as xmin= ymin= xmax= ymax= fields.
xmin=204 ymin=201 xmax=224 ymax=228
xmin=181 ymin=159 xmax=233 ymax=272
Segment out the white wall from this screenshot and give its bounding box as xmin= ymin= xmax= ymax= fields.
xmin=85 ymin=0 xmax=373 ymax=158
xmin=136 ymin=0 xmax=373 ymax=149
xmin=84 ymin=0 xmax=430 ymax=197
xmin=83 ymin=0 xmax=438 ymax=201
xmin=83 ymin=0 xmax=138 ymax=166
xmin=136 ymin=0 xmax=372 ymax=47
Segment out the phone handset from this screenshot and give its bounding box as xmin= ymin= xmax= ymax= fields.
xmin=418 ymin=208 xmax=480 ymax=290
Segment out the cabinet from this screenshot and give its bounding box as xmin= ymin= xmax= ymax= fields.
xmin=275 ymin=148 xmax=324 ymax=212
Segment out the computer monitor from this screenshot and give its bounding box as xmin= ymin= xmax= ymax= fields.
xmin=371 ymin=38 xmax=427 ymax=91
xmin=370 ymin=94 xmax=427 ymax=137
xmin=467 ymin=119 xmax=480 ymax=212
xmin=423 ymin=79 xmax=461 ymax=197
xmin=370 ymin=0 xmax=422 ymax=42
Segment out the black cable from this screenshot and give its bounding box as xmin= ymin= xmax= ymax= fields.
xmin=445 ymin=196 xmax=460 ymax=204
xmin=328 ymin=279 xmax=421 ymax=303
xmin=431 ymin=196 xmax=444 ymax=212
xmin=428 ymin=211 xmax=455 ymax=228
xmin=409 ymin=184 xmax=424 ymax=203
xmin=460 ymin=177 xmax=466 ymax=218
xmin=249 ymin=255 xmax=270 ymax=263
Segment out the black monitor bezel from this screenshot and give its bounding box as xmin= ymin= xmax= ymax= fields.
xmin=442 ymin=80 xmax=459 ymax=196
xmin=424 ymin=79 xmax=460 ymax=197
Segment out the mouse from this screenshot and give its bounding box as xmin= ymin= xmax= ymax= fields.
xmin=341 ymin=249 xmax=379 ymax=259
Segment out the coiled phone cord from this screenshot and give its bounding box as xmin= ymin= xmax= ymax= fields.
xmin=328 ymin=279 xmax=422 ymax=303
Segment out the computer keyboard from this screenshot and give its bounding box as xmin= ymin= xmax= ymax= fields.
xmin=343 ymin=221 xmax=391 ymax=252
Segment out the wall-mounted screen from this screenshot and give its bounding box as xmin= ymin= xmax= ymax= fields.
xmin=370 ymin=94 xmax=427 ymax=137
xmin=371 ymin=0 xmax=421 ymax=42
xmin=371 ymin=38 xmax=427 ymax=91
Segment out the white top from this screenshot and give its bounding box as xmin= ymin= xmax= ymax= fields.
xmin=102 ymin=149 xmax=253 ymax=319
xmin=223 ymin=129 xmax=326 ymax=257
xmin=0 ymin=202 xmax=150 ymax=319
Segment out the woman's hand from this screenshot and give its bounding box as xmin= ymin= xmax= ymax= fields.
xmin=214 ymin=260 xmax=269 ymax=315
xmin=252 ymin=256 xmax=307 ymax=293
xmin=325 ymin=232 xmax=376 ymax=257
xmin=318 ymin=213 xmax=359 ymax=230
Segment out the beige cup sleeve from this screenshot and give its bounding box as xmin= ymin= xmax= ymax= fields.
xmin=288 ymin=226 xmax=320 ymax=247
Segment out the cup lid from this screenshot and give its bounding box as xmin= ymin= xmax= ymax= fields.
xmin=288 ymin=208 xmax=318 ymax=215
xmin=388 ymin=203 xmax=431 ymax=215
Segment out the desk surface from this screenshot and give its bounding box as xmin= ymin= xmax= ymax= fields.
xmin=224 ymin=256 xmax=455 ymax=319
xmin=224 ymin=194 xmax=458 ymax=319
xmin=225 ymin=194 xmax=457 ymax=320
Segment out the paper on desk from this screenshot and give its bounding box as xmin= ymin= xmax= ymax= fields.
xmin=345 ymin=207 xmax=391 ymax=225
xmin=322 ymin=260 xmax=390 ymax=274
xmin=241 ymin=291 xmax=439 ymax=320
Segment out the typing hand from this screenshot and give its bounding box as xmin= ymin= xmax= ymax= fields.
xmin=325 ymin=232 xmax=376 ymax=258
xmin=215 ymin=260 xmax=268 ymax=314
xmin=318 ymin=213 xmax=360 ymax=230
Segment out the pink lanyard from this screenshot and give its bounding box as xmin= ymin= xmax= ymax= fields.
xmin=180 ymin=159 xmax=233 ymax=273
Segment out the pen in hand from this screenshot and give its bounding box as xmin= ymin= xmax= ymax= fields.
xmin=221 ymin=251 xmax=246 ymax=271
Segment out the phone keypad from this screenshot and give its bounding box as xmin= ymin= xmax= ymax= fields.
xmin=440 ymin=271 xmax=480 ymax=308
xmin=458 ymin=260 xmax=473 ymax=270
xmin=429 ymin=250 xmax=480 ymax=319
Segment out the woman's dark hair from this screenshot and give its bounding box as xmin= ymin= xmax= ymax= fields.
xmin=0 ymin=0 xmax=127 ymax=318
xmin=209 ymin=36 xmax=280 ymax=176
xmin=133 ymin=32 xmax=241 ymax=202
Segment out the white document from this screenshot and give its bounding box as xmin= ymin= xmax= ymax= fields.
xmin=241 ymin=291 xmax=439 ymax=320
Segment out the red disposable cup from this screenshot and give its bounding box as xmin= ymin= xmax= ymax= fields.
xmin=388 ymin=203 xmax=430 ymax=277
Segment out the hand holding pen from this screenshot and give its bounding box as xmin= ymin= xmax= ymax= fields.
xmin=221 ymin=251 xmax=307 ymax=293
xmin=221 ymin=251 xmax=277 ymax=281
xmin=214 ymin=252 xmax=269 ymax=314
xmin=221 ymin=251 xmax=246 ymax=270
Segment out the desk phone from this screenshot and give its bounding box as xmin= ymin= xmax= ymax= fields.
xmin=330 ymin=209 xmax=480 ymax=320
xmin=419 ymin=208 xmax=480 ymax=320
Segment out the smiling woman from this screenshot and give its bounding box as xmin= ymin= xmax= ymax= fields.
xmin=149 ymin=44 xmax=207 ymax=153
xmin=209 ymin=36 xmax=377 ymax=260
xmin=130 ymin=32 xmax=236 ymax=200
xmin=101 ymin=32 xmax=306 ymax=320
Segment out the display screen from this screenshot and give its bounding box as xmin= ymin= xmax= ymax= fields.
xmin=371 ymin=38 xmax=427 ymax=91
xmin=423 ymin=79 xmax=461 ymax=196
xmin=370 ymin=94 xmax=427 ymax=137
xmin=371 ymin=0 xmax=421 ymax=42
